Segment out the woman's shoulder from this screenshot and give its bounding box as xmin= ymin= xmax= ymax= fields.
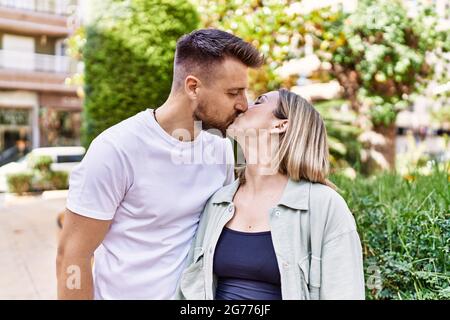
xmin=309 ymin=181 xmax=347 ymax=206
xmin=307 ymin=181 xmax=357 ymax=241
xmin=286 ymin=179 xmax=347 ymax=209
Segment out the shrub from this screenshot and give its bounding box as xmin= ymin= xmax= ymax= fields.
xmin=29 ymin=155 xmax=53 ymax=172
xmin=31 ymin=171 xmax=69 ymax=191
xmin=331 ymin=167 xmax=450 ymax=299
xmin=6 ymin=173 xmax=33 ymax=195
xmin=47 ymin=171 xmax=69 ymax=190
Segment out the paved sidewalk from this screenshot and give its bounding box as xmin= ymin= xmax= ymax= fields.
xmin=0 ymin=191 xmax=67 ymax=299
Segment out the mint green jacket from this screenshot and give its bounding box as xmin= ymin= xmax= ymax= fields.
xmin=175 ymin=178 xmax=365 ymax=300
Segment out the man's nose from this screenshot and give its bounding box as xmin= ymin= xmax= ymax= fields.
xmin=235 ymin=99 xmax=248 ymax=113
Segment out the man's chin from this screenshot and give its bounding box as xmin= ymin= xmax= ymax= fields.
xmin=201 ymin=122 xmax=227 ymax=138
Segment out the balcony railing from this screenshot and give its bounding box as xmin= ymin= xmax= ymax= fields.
xmin=0 ymin=49 xmax=77 ymax=73
xmin=0 ymin=0 xmax=77 ymax=16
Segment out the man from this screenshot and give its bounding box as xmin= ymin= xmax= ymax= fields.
xmin=56 ymin=29 xmax=263 ymax=299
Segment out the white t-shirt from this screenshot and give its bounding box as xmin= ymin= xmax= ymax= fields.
xmin=66 ymin=108 xmax=234 ymax=299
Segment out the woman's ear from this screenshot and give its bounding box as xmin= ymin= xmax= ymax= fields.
xmin=270 ymin=119 xmax=289 ymax=134
xmin=184 ymin=75 xmax=201 ymax=100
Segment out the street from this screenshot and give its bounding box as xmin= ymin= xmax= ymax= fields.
xmin=0 ymin=191 xmax=66 ymax=299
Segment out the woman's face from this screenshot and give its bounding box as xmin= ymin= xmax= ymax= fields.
xmin=227 ymin=91 xmax=280 ymax=136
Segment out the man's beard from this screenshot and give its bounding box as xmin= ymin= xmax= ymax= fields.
xmin=193 ymin=103 xmax=236 ymax=137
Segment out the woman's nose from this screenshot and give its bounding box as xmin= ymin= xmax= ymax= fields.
xmin=247 ymin=103 xmax=258 ymax=110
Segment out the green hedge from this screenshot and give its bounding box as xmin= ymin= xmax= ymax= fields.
xmin=82 ymin=0 xmax=199 ymax=147
xmin=331 ymin=167 xmax=449 ymax=299
xmin=6 ymin=173 xmax=34 ymax=195
xmin=29 ymin=155 xmax=52 ymax=172
xmin=47 ymin=171 xmax=69 ymax=190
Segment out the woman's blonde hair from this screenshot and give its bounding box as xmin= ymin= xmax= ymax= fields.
xmin=238 ymin=88 xmax=335 ymax=189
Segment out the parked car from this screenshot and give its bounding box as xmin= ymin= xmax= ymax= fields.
xmin=0 ymin=145 xmax=26 ymax=167
xmin=0 ymin=146 xmax=85 ymax=192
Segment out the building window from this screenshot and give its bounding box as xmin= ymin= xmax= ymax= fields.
xmin=0 ymin=108 xmax=32 ymax=165
xmin=39 ymin=108 xmax=81 ymax=147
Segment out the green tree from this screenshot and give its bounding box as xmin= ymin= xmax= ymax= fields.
xmin=197 ymin=0 xmax=449 ymax=173
xmin=81 ymin=0 xmax=199 ymax=146
xmin=307 ymin=0 xmax=450 ymax=171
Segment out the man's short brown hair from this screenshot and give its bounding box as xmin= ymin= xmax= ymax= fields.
xmin=172 ymin=28 xmax=263 ymax=89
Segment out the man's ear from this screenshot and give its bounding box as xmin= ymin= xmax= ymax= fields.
xmin=270 ymin=119 xmax=289 ymax=134
xmin=185 ymin=75 xmax=201 ymax=100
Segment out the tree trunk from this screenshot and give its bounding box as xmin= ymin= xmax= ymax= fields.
xmin=332 ymin=65 xmax=361 ymax=112
xmin=373 ymin=123 xmax=397 ymax=170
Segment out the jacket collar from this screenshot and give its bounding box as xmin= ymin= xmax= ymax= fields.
xmin=211 ymin=178 xmax=310 ymax=210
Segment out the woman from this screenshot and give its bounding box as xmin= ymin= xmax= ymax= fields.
xmin=175 ymin=89 xmax=365 ymax=300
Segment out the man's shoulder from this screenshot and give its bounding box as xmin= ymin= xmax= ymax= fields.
xmin=92 ymin=110 xmax=148 ymax=149
xmin=107 ymin=109 xmax=147 ymax=134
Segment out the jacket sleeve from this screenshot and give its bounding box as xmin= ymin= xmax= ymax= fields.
xmin=313 ymin=188 xmax=366 ymax=300
xmin=320 ymin=229 xmax=366 ymax=299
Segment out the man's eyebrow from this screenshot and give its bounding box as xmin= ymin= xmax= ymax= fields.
xmin=227 ymin=87 xmax=247 ymax=91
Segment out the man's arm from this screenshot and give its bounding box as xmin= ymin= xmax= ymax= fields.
xmin=56 ymin=209 xmax=112 ymax=300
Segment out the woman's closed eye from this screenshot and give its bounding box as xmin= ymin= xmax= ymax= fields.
xmin=254 ymin=95 xmax=266 ymax=105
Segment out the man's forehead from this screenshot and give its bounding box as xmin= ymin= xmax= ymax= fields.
xmin=216 ymin=58 xmax=249 ymax=87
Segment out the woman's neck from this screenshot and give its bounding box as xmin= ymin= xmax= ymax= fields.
xmin=242 ymin=164 xmax=288 ymax=195
xmin=239 ymin=134 xmax=285 ymax=192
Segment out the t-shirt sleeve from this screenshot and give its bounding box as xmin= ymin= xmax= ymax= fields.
xmin=223 ymin=138 xmax=235 ymax=186
xmin=66 ymin=134 xmax=130 ymax=220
